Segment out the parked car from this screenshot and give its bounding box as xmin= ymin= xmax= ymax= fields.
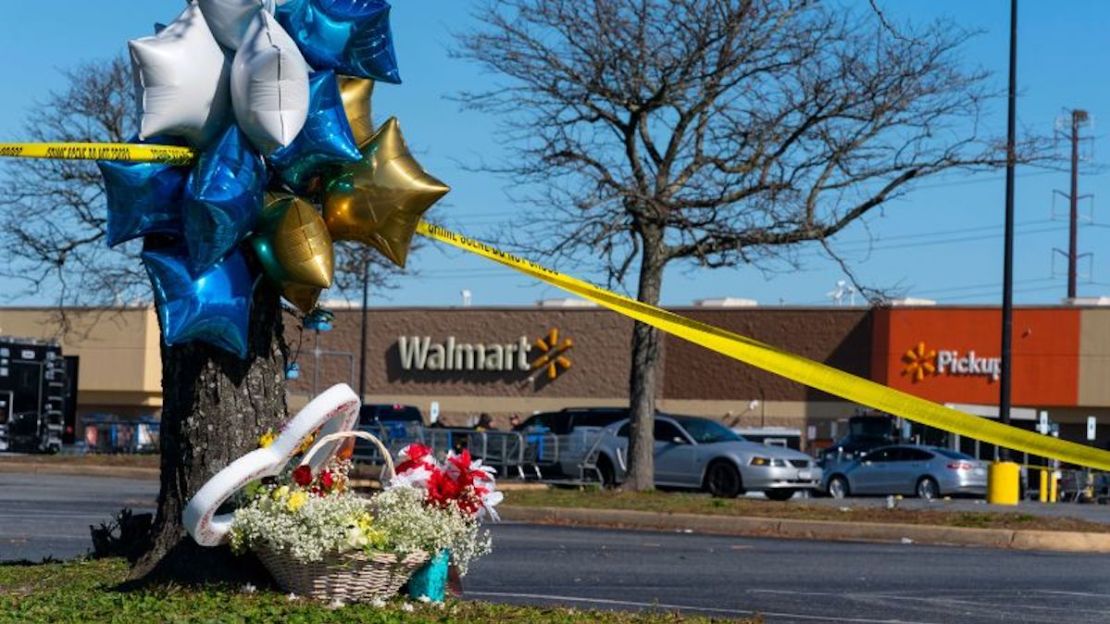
xmin=595 ymin=414 xmax=822 ymax=499
xmin=355 ymin=404 xmax=423 ymax=457
xmin=819 ymin=414 xmax=898 ymax=463
xmin=359 ymin=404 xmax=423 ymax=427
xmin=822 ymin=445 xmax=987 ymax=499
xmin=513 ymin=407 xmax=628 ymax=435
xmin=514 ymin=408 xmax=630 ymax=478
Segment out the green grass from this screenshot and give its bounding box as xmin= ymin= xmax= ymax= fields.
xmin=0 ymin=558 xmax=753 ymax=624
xmin=505 ymin=488 xmax=1110 ymax=533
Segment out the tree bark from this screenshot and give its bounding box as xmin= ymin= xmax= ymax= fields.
xmin=128 ymin=280 xmax=289 ymax=583
xmin=623 ymin=228 xmax=666 ymax=492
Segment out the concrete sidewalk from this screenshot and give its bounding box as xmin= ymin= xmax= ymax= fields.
xmin=499 ymin=505 xmax=1110 ymax=554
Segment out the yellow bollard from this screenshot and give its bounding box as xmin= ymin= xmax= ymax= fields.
xmin=988 ymin=461 xmax=1020 ymax=505
xmin=1048 ymin=471 xmax=1058 ymax=504
xmin=1038 ymin=469 xmax=1048 ymax=503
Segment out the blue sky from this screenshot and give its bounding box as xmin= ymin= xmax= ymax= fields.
xmin=1 ymin=1 xmax=1108 ymax=308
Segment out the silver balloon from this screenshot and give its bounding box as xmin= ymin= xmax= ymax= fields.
xmin=231 ymin=11 xmax=310 ymax=154
xmin=129 ymin=3 xmax=232 ymax=147
xmin=198 ymin=0 xmax=277 ymax=50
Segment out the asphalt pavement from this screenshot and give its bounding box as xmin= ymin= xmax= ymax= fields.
xmin=0 ymin=472 xmax=157 ymax=561
xmin=3 ymin=472 xmax=1109 ymax=623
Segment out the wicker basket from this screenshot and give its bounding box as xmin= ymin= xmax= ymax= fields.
xmin=254 ymin=430 xmax=429 ymax=602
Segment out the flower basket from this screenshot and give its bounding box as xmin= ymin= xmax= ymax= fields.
xmin=252 ymin=430 xmax=429 ymax=602
xmin=256 ymin=544 xmax=428 ymax=603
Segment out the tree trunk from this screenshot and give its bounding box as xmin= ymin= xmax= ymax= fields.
xmin=623 ymin=228 xmax=666 ymax=492
xmin=129 ymin=280 xmax=289 ymax=583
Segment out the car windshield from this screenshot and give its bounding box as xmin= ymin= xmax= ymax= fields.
xmin=674 ymin=417 xmax=742 ymax=444
xmin=934 ymin=448 xmax=976 ymax=460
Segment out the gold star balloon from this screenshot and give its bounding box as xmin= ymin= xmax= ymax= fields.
xmin=282 ymin=283 xmax=322 ymax=314
xmin=251 ymin=194 xmax=334 ymax=289
xmin=337 ymin=75 xmax=375 ymax=148
xmin=323 ymin=117 xmax=449 ymax=267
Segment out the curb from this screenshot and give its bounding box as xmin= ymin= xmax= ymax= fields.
xmin=0 ymin=462 xmax=158 ymax=480
xmin=499 ymin=506 xmax=1110 ymax=554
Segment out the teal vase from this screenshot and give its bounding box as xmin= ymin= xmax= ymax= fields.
xmin=406 ymin=549 xmax=450 ymax=602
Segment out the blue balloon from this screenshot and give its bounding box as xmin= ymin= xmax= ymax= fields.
xmin=143 ymin=244 xmax=254 ymax=358
xmin=98 ymin=157 xmax=188 ymax=247
xmin=276 ymin=0 xmax=401 ymax=83
xmin=269 ymin=71 xmax=362 ymax=191
xmin=184 ymin=125 xmax=267 ymax=275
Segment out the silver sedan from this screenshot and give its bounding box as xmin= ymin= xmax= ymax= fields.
xmin=595 ymin=414 xmax=822 ymax=499
xmin=822 ymin=445 xmax=988 ymax=499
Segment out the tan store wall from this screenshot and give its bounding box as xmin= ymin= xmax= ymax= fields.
xmin=287 ymin=308 xmax=636 ymax=402
xmin=1078 ymin=308 xmax=1110 ymax=408
xmin=0 ymin=307 xmax=163 ymax=412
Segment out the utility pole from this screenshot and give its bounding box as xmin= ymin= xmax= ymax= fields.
xmin=358 ymin=257 xmax=370 ymax=400
xmin=1052 ymin=109 xmax=1092 ymax=299
xmin=997 ymin=0 xmax=1017 ymax=460
xmin=1068 ymin=110 xmax=1089 ymax=299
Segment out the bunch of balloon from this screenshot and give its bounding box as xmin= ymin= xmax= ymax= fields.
xmin=98 ymin=0 xmax=448 ymax=357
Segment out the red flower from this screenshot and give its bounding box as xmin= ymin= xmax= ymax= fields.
xmin=292 ymin=465 xmax=313 ymax=487
xmin=396 ymin=444 xmax=434 ymax=475
xmin=426 ymin=468 xmax=462 ymax=508
xmin=320 ymin=470 xmax=336 ymax=490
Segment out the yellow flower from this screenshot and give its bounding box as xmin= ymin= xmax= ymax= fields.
xmin=296 ymin=431 xmax=317 ymax=455
xmin=259 ymin=430 xmax=277 ymax=448
xmin=286 ymin=490 xmax=308 ymax=512
xmin=272 ymin=485 xmax=290 ymax=501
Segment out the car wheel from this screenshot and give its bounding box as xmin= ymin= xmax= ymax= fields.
xmin=704 ymin=461 xmax=743 ymax=498
xmin=827 ymin=475 xmax=850 ymax=499
xmin=596 ymin=455 xmax=616 ymax=489
xmin=916 ymin=476 xmax=940 ymax=500
xmin=765 ymin=489 xmax=796 ymax=502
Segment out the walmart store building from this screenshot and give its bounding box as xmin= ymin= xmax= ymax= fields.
xmin=4 ymin=301 xmax=1110 ymax=452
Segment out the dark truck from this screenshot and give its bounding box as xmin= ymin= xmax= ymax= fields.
xmin=819 ymin=413 xmax=899 ymax=463
xmin=0 ymin=337 xmax=70 ymax=453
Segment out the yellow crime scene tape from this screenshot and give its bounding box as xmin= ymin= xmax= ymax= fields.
xmin=6 ymin=142 xmax=1110 ymax=470
xmin=416 ymin=221 xmax=1110 ymax=472
xmin=0 ymin=142 xmax=195 ymax=165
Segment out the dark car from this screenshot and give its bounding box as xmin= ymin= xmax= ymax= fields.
xmin=514 ymin=408 xmax=629 ymax=477
xmin=359 ymin=404 xmax=423 ymax=426
xmin=355 ymin=404 xmax=423 ymax=456
xmin=819 ymin=414 xmax=898 ymax=463
xmin=513 ymin=407 xmax=628 ymax=435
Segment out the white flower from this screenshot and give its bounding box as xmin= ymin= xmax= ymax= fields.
xmin=345 ymin=526 xmax=369 ymax=550
xmin=417 ymin=596 xmax=432 ymax=603
xmin=369 ymin=598 xmax=387 ymax=608
xmin=327 ymin=599 xmax=346 ymax=610
xmin=241 ymin=583 xmax=257 ymax=594
xmin=401 ymin=602 xmax=415 ymax=612
xmin=389 ymin=464 xmax=432 ymax=490
xmin=287 ymin=592 xmax=298 ymax=601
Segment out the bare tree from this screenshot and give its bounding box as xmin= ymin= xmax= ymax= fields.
xmin=456 ymin=0 xmax=1028 ymax=491
xmin=0 ymin=58 xmax=407 ymax=581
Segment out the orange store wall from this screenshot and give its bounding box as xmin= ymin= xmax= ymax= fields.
xmin=871 ymin=308 xmax=1080 ymax=406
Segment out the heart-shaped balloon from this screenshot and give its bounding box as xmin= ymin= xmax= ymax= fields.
xmin=183 ymin=383 xmax=360 ymax=546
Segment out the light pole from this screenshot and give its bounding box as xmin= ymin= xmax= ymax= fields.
xmin=997 ymin=0 xmax=1017 ymax=461
xmin=358 ymin=256 xmax=369 ymax=401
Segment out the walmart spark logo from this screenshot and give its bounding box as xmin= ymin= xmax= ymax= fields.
xmin=902 ymin=341 xmax=937 ymax=382
xmin=529 ymin=328 xmax=573 ymax=381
